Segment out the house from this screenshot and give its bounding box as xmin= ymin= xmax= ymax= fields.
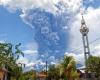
xmin=0 ymin=68 xmax=7 ymax=80
xmin=37 ymin=71 xmax=47 ymax=80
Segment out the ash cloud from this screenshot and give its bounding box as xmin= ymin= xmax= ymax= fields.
xmin=0 ymin=0 xmax=83 ymax=68
xmin=21 ymin=9 xmax=71 ymax=59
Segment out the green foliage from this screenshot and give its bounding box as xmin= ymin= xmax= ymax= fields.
xmin=48 ymin=56 xmax=79 ymax=80
xmin=0 ymin=43 xmax=24 ymax=79
xmin=87 ymin=56 xmax=100 ymax=76
xmin=15 ymin=43 xmax=24 ymax=59
xmin=59 ymin=56 xmax=78 ymax=79
xmin=23 ymin=70 xmax=37 ymax=80
xmin=48 ymin=65 xmax=60 ymax=80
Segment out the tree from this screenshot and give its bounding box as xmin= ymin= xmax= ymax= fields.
xmin=87 ymin=56 xmax=100 ymax=79
xmin=0 ymin=43 xmax=24 ymax=80
xmin=48 ymin=56 xmax=79 ymax=80
xmin=23 ymin=70 xmax=37 ymax=80
xmin=48 ymin=64 xmax=60 ymax=80
xmin=58 ymin=56 xmax=79 ymax=80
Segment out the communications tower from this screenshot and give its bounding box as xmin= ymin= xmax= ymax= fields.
xmin=80 ymin=14 xmax=90 ymax=74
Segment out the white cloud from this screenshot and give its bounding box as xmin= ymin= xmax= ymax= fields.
xmin=65 ymin=52 xmax=84 ymax=65
xmin=25 ymin=42 xmax=38 ymax=51
xmin=16 ymin=42 xmax=39 ymax=70
xmin=95 ymin=44 xmax=100 ymax=50
xmin=0 ymin=40 xmax=5 ymax=43
xmin=92 ymin=44 xmax=100 ymax=56
xmin=25 ymin=59 xmax=46 ymax=68
xmin=0 ymin=0 xmax=82 ymax=14
xmin=51 ymin=62 xmax=56 ymax=65
xmin=25 ymin=62 xmax=36 ymax=67
xmin=65 ymin=43 xmax=100 ymax=65
xmin=0 ymin=0 xmax=58 ymax=13
xmin=16 ymin=57 xmax=29 ymax=65
xmin=23 ymin=50 xmax=38 ymax=54
xmin=22 ymin=42 xmax=39 ymax=54
xmin=38 ymin=60 xmax=46 ymax=66
xmin=16 ymin=56 xmax=42 ymax=69
xmin=22 ymin=42 xmax=39 ymax=60
xmin=68 ymin=6 xmax=100 ymax=65
xmin=69 ymin=7 xmax=100 ymax=51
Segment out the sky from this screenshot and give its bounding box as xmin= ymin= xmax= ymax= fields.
xmin=0 ymin=0 xmax=100 ymax=71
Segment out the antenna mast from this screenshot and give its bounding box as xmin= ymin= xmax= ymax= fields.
xmin=80 ymin=12 xmax=90 ymax=78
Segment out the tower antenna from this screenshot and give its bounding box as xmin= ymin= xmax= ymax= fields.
xmin=80 ymin=13 xmax=90 ymax=79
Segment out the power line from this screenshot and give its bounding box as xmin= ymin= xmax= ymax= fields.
xmin=69 ymin=37 xmax=100 ymax=52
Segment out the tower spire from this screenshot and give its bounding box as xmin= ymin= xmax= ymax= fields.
xmin=80 ymin=14 xmax=90 ymax=78
xmin=81 ymin=14 xmax=85 ymax=25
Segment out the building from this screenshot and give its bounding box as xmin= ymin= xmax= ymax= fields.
xmin=37 ymin=71 xmax=47 ymax=80
xmin=0 ymin=68 xmax=7 ymax=80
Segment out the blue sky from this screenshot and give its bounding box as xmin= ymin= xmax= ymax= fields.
xmin=0 ymin=0 xmax=100 ymax=70
xmin=84 ymin=0 xmax=100 ymax=9
xmin=0 ymin=6 xmax=34 ymax=45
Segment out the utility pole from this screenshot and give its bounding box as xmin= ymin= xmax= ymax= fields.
xmin=46 ymin=61 xmax=48 ymax=80
xmin=80 ymin=14 xmax=90 ymax=79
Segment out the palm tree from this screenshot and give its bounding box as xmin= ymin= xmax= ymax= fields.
xmin=58 ymin=56 xmax=79 ymax=80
